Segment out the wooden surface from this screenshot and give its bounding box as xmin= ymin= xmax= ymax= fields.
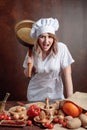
xmin=0 ymin=101 xmax=86 ymax=130
xmin=0 ymin=0 xmax=87 ymax=100
xmin=0 ymin=101 xmax=44 ymax=130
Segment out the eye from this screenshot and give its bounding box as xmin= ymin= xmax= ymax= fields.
xmin=39 ymin=35 xmax=44 ymax=38
xmin=48 ymin=35 xmax=53 ymax=39
xmin=48 ymin=36 xmax=51 ymax=38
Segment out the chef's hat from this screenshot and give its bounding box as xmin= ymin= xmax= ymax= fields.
xmin=30 ymin=18 xmax=59 ymax=39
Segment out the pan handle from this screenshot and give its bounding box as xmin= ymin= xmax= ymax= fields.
xmin=28 ymin=48 xmax=33 ymax=78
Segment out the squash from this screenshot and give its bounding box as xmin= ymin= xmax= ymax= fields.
xmin=62 ymin=101 xmax=82 ymax=117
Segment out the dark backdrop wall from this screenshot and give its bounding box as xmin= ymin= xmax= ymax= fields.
xmin=0 ymin=0 xmax=87 ymax=100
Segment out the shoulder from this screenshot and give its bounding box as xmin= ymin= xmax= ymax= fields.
xmin=57 ymin=42 xmax=67 ymax=48
xmin=57 ymin=42 xmax=68 ymax=51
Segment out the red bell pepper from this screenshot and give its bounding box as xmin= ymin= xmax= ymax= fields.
xmin=27 ymin=105 xmax=41 ymax=117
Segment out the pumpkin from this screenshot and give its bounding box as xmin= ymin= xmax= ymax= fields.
xmin=62 ymin=101 xmax=82 ymax=117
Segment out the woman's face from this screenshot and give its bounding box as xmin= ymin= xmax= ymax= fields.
xmin=38 ymin=33 xmax=54 ymax=52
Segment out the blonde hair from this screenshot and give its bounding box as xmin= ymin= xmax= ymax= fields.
xmin=33 ymin=33 xmax=58 ymax=57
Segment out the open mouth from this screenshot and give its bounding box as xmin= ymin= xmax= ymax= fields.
xmin=43 ymin=43 xmax=49 ymax=47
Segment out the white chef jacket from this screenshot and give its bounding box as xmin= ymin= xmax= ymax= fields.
xmin=23 ymin=42 xmax=74 ymax=102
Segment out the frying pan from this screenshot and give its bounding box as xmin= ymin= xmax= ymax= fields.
xmin=15 ymin=20 xmax=36 ymax=77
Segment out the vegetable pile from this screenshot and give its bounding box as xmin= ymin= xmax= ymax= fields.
xmin=0 ymin=98 xmax=87 ymax=129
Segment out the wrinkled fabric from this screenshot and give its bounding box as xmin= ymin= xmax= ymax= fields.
xmin=30 ymin=18 xmax=59 ymax=39
xmin=23 ymin=42 xmax=74 ymax=101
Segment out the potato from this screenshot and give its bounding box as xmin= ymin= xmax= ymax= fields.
xmin=64 ymin=116 xmax=73 ymax=121
xmin=79 ymin=113 xmax=87 ymax=128
xmin=66 ymin=117 xmax=81 ymax=129
xmin=13 ymin=113 xmax=19 ymax=120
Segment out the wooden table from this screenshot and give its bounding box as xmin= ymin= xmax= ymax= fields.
xmin=0 ymin=101 xmax=86 ymax=130
xmin=0 ymin=101 xmax=44 ymax=130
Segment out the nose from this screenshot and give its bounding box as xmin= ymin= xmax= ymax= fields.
xmin=44 ymin=36 xmax=49 ymax=42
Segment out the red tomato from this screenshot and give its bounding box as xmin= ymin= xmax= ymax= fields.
xmin=58 ymin=119 xmax=64 ymax=124
xmin=0 ymin=114 xmax=6 ymax=120
xmin=6 ymin=115 xmax=12 ymax=120
xmin=44 ymin=122 xmax=50 ymax=127
xmin=53 ymin=118 xmax=59 ymax=123
xmin=62 ymin=121 xmax=67 ymax=128
xmin=27 ymin=120 xmax=32 ymax=126
xmin=0 ymin=113 xmax=12 ymax=120
xmin=48 ymin=123 xmax=54 ymax=129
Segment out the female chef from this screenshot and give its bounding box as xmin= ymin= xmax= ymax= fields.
xmin=23 ymin=18 xmax=74 ymax=102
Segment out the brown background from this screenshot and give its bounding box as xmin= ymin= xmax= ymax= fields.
xmin=0 ymin=0 xmax=87 ymax=101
